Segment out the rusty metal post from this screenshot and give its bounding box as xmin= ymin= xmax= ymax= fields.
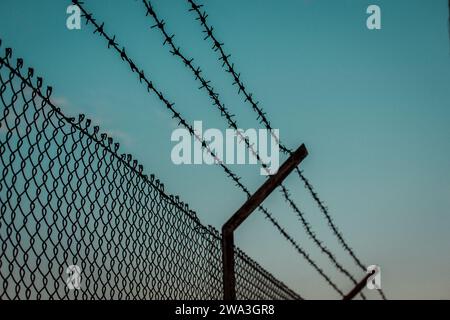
xmin=343 ymin=270 xmax=375 ymax=300
xmin=222 ymin=144 xmax=308 ymax=300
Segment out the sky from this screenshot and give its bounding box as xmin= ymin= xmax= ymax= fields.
xmin=0 ymin=0 xmax=449 ymax=299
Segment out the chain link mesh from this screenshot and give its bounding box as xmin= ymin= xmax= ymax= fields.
xmin=0 ymin=46 xmax=301 ymax=300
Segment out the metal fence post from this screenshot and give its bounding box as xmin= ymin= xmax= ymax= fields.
xmin=222 ymin=144 xmax=308 ymax=300
xmin=343 ymin=270 xmax=375 ymax=300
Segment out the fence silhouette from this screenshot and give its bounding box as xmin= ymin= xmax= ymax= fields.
xmin=71 ymin=0 xmax=349 ymax=298
xmin=0 ymin=47 xmax=302 ymax=300
xmin=141 ymin=0 xmax=369 ymax=299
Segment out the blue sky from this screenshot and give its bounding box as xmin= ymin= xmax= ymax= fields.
xmin=1 ymin=0 xmax=449 ymax=299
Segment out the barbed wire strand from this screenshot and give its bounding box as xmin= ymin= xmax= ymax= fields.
xmin=140 ymin=0 xmax=365 ymax=299
xmin=185 ymin=0 xmax=386 ymax=300
xmin=71 ymin=0 xmax=345 ymax=298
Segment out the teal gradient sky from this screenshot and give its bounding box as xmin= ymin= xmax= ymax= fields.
xmin=1 ymin=0 xmax=449 ymax=299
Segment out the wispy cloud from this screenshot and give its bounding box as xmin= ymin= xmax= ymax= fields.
xmin=103 ymin=129 xmax=134 ymax=148
xmin=50 ymin=96 xmax=70 ymax=108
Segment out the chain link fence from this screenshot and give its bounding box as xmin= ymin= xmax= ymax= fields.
xmin=0 ymin=46 xmax=301 ymax=300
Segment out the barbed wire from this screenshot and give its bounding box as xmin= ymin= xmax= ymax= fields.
xmin=71 ymin=0 xmax=346 ymax=297
xmin=185 ymin=0 xmax=386 ymax=300
xmin=140 ymin=0 xmax=365 ymax=299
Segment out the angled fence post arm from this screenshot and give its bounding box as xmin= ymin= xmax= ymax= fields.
xmin=343 ymin=270 xmax=375 ymax=300
xmin=222 ymin=144 xmax=308 ymax=300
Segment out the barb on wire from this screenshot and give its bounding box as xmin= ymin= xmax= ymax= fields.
xmin=71 ymin=0 xmax=345 ymax=297
xmin=141 ymin=0 xmax=365 ymax=299
xmin=186 ymin=0 xmax=386 ymax=299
